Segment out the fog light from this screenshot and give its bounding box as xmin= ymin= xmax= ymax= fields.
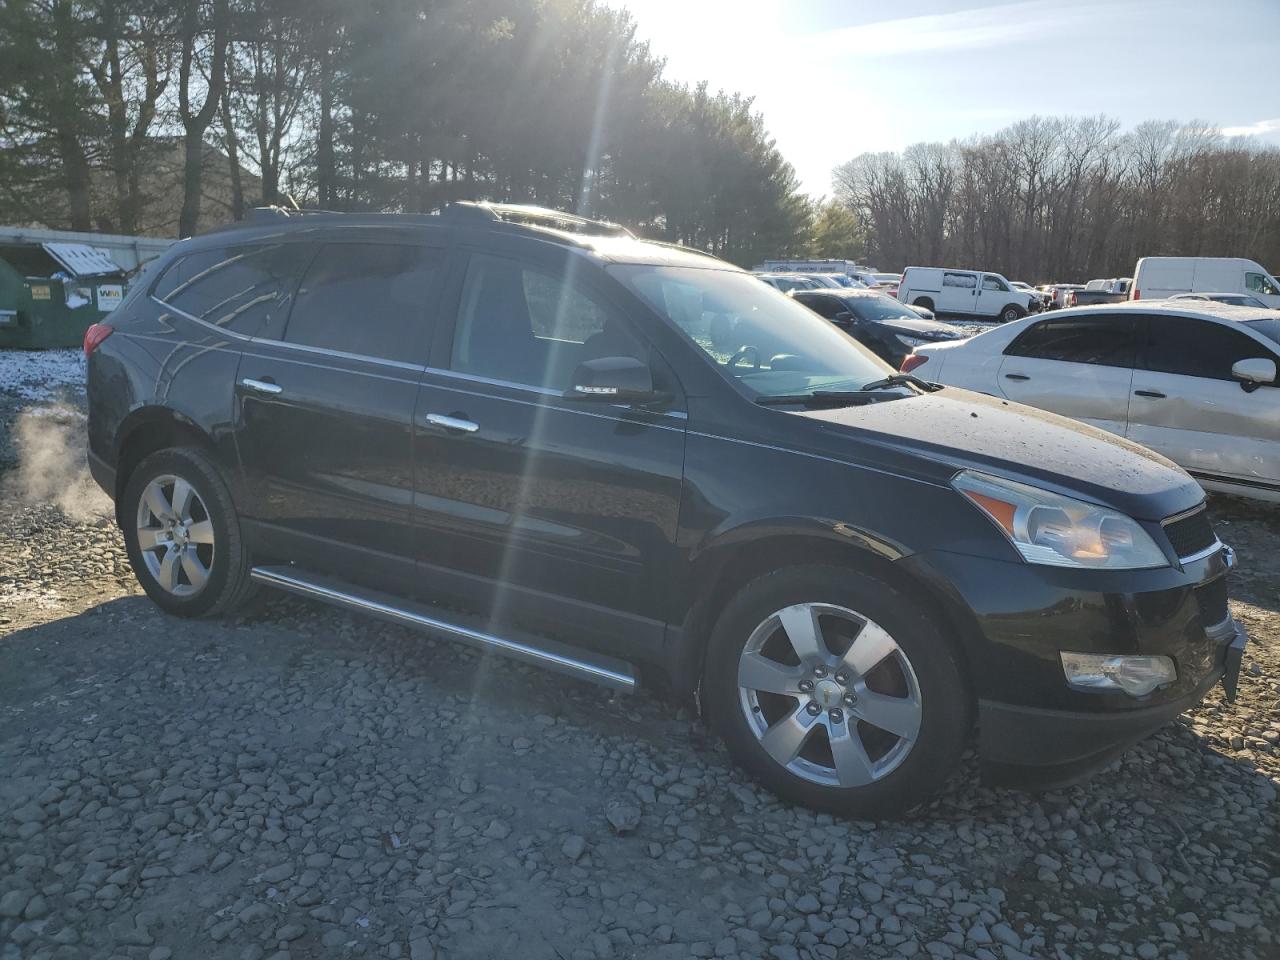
xmin=1060 ymin=652 xmax=1176 ymax=697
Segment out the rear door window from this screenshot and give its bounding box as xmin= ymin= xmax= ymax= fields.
xmin=1006 ymin=315 xmax=1138 ymax=367
xmin=284 ymin=243 xmax=446 ymax=363
xmin=1138 ymin=315 xmax=1277 ymax=382
xmin=797 ymin=295 xmax=846 ymax=319
xmin=153 ymin=243 xmax=313 ymax=338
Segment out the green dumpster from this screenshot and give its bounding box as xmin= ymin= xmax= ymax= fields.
xmin=0 ymin=241 xmax=128 ymax=349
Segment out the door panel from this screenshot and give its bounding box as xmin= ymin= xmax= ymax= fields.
xmin=996 ymin=357 xmax=1134 ymax=434
xmin=939 ymin=271 xmax=978 ymax=314
xmin=411 ymin=250 xmax=686 ymax=656
xmin=234 ymin=346 xmax=423 ymax=590
xmin=232 ymin=241 xmax=449 ymax=590
xmin=412 ymin=378 xmax=685 ymax=652
xmin=998 ymin=314 xmax=1138 ymax=434
xmin=1127 ymin=315 xmax=1280 ymax=486
xmin=976 ymin=274 xmax=1009 ymax=317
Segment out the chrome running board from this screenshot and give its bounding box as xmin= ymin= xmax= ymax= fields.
xmin=249 ymin=565 xmax=637 ymax=693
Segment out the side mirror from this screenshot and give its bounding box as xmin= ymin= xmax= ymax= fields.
xmin=833 ymin=310 xmax=854 ymax=322
xmin=564 ymin=356 xmax=654 ymax=402
xmin=1232 ymin=357 xmax=1277 ymax=392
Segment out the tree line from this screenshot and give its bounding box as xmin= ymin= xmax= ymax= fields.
xmin=833 ymin=116 xmax=1280 ymax=282
xmin=0 ymin=0 xmax=816 ymax=266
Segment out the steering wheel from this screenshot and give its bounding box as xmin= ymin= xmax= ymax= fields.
xmin=727 ymin=345 xmax=761 ymax=371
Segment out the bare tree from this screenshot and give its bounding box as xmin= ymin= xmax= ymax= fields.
xmin=176 ymin=0 xmax=228 ymax=237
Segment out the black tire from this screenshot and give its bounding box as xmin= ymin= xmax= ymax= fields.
xmin=702 ymin=565 xmax=969 ymax=819
xmin=912 ymin=297 xmax=934 ymax=313
xmin=121 ymin=446 xmax=255 ymax=618
xmin=999 ymin=304 xmax=1024 ymax=324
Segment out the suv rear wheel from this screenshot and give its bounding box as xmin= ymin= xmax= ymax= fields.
xmin=703 ymin=565 xmax=969 ymax=818
xmin=912 ymin=297 xmax=934 ymax=313
xmin=122 ymin=446 xmax=254 ymax=618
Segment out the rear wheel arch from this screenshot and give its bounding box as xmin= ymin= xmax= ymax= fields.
xmin=113 ymin=410 xmax=223 ymax=523
xmin=912 ymin=296 xmax=935 ymax=312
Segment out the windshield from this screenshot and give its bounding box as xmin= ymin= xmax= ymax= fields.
xmin=611 ymin=265 xmax=891 ymax=397
xmin=1244 ymin=318 xmax=1280 ymax=348
xmin=845 ymin=295 xmax=923 ymax=323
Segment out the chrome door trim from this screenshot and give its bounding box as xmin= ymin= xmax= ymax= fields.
xmin=240 ymin=377 xmax=283 ymax=396
xmin=424 ymin=413 xmax=479 ymax=433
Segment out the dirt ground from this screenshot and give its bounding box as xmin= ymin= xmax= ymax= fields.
xmin=1 ymin=352 xmax=1276 ymax=960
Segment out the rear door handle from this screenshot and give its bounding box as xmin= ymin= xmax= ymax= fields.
xmin=1004 ymin=373 xmax=1030 ymax=381
xmin=240 ymin=377 xmax=282 ymax=396
xmin=425 ymin=413 xmax=479 ymax=434
xmin=1134 ymin=389 xmax=1166 ymax=399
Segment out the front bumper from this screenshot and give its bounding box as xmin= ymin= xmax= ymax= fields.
xmin=899 ymin=541 xmax=1243 ymax=783
xmin=978 ymin=615 xmax=1245 ymax=787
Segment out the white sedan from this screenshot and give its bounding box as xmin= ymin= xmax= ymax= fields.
xmin=903 ymin=301 xmax=1280 ymax=502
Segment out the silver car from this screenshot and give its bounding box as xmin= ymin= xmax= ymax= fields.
xmin=904 ymin=301 xmax=1280 ymax=502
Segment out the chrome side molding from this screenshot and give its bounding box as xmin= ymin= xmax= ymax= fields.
xmin=249 ymin=565 xmax=637 ymax=692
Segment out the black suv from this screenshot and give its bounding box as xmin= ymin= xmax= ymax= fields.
xmin=85 ymin=203 xmax=1246 ymax=817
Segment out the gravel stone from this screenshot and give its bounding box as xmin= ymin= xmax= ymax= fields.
xmin=0 ymin=371 xmax=1277 ymax=960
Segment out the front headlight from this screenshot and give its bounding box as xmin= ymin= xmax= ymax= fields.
xmin=952 ymin=470 xmax=1167 ymax=569
xmin=897 ymin=334 xmax=930 ymax=348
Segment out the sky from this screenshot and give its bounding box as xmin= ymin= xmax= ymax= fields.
xmin=604 ymin=0 xmax=1280 ymax=197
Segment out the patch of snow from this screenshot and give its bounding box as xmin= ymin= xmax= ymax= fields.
xmin=0 ymin=348 xmax=86 ymax=402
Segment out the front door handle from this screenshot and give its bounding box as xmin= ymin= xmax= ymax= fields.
xmin=1004 ymin=373 xmax=1030 ymax=381
xmin=240 ymin=377 xmax=282 ymax=396
xmin=1134 ymin=389 xmax=1166 ymax=399
xmin=425 ymin=413 xmax=479 ymax=434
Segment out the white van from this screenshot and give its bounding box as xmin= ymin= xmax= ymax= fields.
xmin=897 ymin=267 xmax=1038 ymax=323
xmin=1132 ymin=257 xmax=1280 ymax=308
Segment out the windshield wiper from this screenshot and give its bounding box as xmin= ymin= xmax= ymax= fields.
xmin=754 ymin=390 xmax=885 ymax=407
xmin=859 ymin=373 xmax=941 ymax=393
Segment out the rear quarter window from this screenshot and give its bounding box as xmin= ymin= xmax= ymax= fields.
xmin=153 ymin=243 xmax=314 ymax=339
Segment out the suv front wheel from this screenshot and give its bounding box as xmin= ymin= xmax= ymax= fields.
xmin=703 ymin=565 xmax=969 ymax=818
xmin=122 ymin=446 xmax=254 ymax=618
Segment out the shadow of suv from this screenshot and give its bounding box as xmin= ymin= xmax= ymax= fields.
xmin=84 ymin=202 xmax=1246 ymax=817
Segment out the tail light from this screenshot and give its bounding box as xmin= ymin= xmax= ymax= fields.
xmin=83 ymin=322 xmax=113 ymax=357
xmin=901 ymin=353 xmax=928 ymax=374
xmin=1132 ymin=289 xmax=1140 ymax=300
xmin=1068 ymin=292 xmax=1077 ymax=307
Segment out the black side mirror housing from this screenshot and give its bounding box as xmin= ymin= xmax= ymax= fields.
xmin=564 ymin=356 xmax=655 ymax=402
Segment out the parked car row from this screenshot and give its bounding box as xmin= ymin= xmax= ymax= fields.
xmin=85 ymin=202 xmax=1245 ymax=818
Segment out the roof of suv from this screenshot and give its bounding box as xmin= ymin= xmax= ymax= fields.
xmin=1057 ymin=299 xmax=1277 ymax=323
xmin=192 ymin=202 xmax=734 ymax=272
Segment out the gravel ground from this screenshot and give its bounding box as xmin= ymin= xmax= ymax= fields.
xmin=1 ymin=351 xmax=1277 ymax=960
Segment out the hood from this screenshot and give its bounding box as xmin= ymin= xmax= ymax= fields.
xmin=873 ymin=315 xmax=966 ymax=339
xmin=795 ymin=388 xmax=1203 ymax=521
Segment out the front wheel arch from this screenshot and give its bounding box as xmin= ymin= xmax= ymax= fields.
xmin=674 ymin=533 xmax=977 ymax=703
xmin=701 ymin=563 xmax=973 ymax=816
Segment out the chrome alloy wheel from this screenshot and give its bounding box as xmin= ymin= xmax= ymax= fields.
xmin=135 ymin=474 xmax=215 ymax=597
xmin=737 ymin=603 xmax=922 ymax=787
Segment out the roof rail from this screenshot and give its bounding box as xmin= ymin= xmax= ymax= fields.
xmin=245 ymin=205 xmax=343 ymax=222
xmin=640 ymin=238 xmax=724 ymax=263
xmin=441 ymin=201 xmax=634 ymax=238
